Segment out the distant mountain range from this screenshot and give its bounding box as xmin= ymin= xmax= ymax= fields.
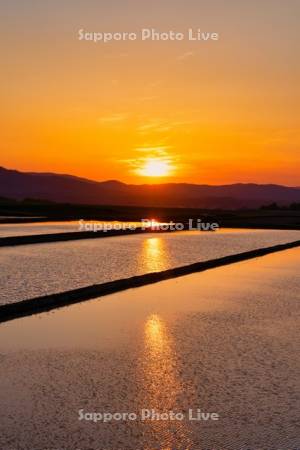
xmin=0 ymin=166 xmax=299 ymax=209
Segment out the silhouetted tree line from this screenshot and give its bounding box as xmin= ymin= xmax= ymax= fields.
xmin=260 ymin=202 xmax=300 ymax=210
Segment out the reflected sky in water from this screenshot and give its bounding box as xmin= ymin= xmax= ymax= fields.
xmin=140 ymin=237 xmax=170 ymax=272
xmin=140 ymin=314 xmax=193 ymax=449
xmin=1 ymin=228 xmax=300 ymax=305
xmin=0 ymin=249 xmax=299 ymax=448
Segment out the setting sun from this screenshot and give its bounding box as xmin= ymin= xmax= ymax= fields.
xmin=137 ymin=158 xmax=172 ymax=177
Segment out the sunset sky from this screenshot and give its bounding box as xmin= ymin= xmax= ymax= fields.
xmin=1 ymin=0 xmax=299 ymax=185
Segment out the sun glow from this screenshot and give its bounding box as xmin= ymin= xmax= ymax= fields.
xmin=137 ymin=158 xmax=172 ymax=177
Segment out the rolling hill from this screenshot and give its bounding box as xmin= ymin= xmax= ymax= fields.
xmin=0 ymin=166 xmax=299 ymax=209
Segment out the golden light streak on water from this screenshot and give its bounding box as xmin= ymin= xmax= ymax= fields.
xmin=140 ymin=314 xmax=193 ymax=449
xmin=140 ymin=237 xmax=170 ymax=272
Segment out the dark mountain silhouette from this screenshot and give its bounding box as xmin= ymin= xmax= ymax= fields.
xmin=0 ymin=166 xmax=299 ymax=209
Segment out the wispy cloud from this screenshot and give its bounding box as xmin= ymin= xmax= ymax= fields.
xmin=137 ymin=120 xmax=171 ymax=134
xmin=134 ymin=145 xmax=172 ymax=156
xmin=137 ymin=118 xmax=195 ymax=135
xmin=176 ymin=51 xmax=195 ymax=61
xmin=98 ymin=113 xmax=128 ymax=124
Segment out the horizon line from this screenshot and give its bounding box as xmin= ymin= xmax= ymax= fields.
xmin=1 ymin=166 xmax=299 ymax=189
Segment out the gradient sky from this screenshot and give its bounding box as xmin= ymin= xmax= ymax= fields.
xmin=1 ymin=0 xmax=299 ymax=185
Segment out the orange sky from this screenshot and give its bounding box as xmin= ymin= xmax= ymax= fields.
xmin=1 ymin=0 xmax=299 ymax=185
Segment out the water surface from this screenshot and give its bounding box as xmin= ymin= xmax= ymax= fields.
xmin=0 ymin=248 xmax=299 ymax=449
xmin=0 ymin=228 xmax=299 ymax=304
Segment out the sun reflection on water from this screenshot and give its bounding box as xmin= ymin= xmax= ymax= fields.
xmin=141 ymin=237 xmax=170 ymax=272
xmin=140 ymin=314 xmax=193 ymax=449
